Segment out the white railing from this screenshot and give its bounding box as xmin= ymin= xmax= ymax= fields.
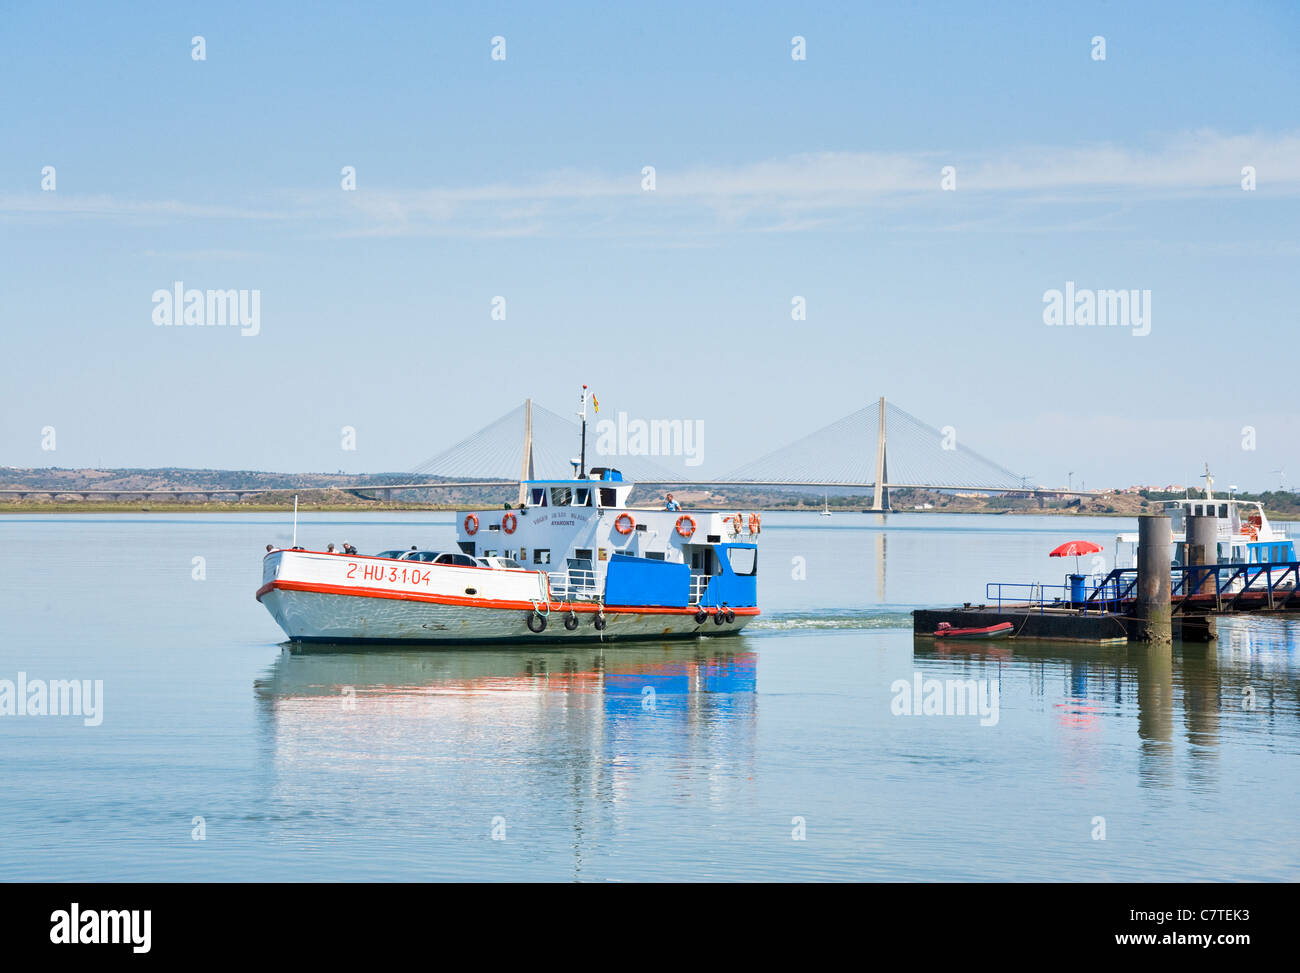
xmin=547 ymin=568 xmax=600 ymax=601
xmin=690 ymin=574 xmax=711 ymax=604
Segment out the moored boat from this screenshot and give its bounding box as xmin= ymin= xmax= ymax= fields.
xmin=933 ymin=621 xmax=1013 ymax=639
xmin=1111 ymin=466 xmax=1294 ymax=591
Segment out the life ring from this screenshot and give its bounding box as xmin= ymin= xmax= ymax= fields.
xmin=748 ymin=512 xmax=761 ymax=534
xmin=614 ymin=513 xmax=635 ymax=535
xmin=675 ymin=514 xmax=696 ymax=538
xmin=464 ymin=513 xmax=479 ymax=535
xmin=502 ymin=512 xmax=517 ymax=534
xmin=729 ymin=513 xmax=744 ymax=533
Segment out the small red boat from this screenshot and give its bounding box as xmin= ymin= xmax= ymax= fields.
xmin=934 ymin=621 xmax=1013 ymax=639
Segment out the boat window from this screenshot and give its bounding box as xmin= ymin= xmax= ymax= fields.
xmin=458 ymin=542 xmax=476 ymax=555
xmin=531 ymin=488 xmax=546 ymax=506
xmin=482 ymin=549 xmax=497 ymax=558
xmin=533 ymin=548 xmax=550 ymax=565
xmin=575 ymin=488 xmax=590 ymax=506
xmin=550 ymin=487 xmax=573 ymax=506
xmin=1219 ymin=504 xmax=1228 ymax=518
xmin=727 ymin=547 xmax=757 ymax=576
xmin=645 ymin=551 xmax=665 ymax=561
xmin=574 ymin=548 xmax=593 ymax=561
xmin=599 ymin=487 xmax=617 ymax=507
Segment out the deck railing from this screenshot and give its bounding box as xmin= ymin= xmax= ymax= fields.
xmin=546 ymin=568 xmax=600 ymax=601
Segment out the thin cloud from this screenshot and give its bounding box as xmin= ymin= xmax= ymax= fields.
xmin=4 ymin=130 xmax=1296 ymax=238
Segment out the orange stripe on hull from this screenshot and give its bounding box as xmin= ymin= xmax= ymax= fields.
xmin=256 ymin=579 xmax=760 ymax=617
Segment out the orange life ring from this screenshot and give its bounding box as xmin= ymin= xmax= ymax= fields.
xmin=728 ymin=513 xmax=743 ymax=533
xmin=675 ymin=514 xmax=696 ymax=538
xmin=464 ymin=513 xmax=479 ymax=535
xmin=615 ymin=513 xmax=635 ymax=535
xmin=502 ymin=512 xmax=517 ymax=534
xmin=748 ymin=512 xmax=761 ymax=533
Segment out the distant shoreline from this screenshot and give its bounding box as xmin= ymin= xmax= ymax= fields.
xmin=6 ymin=502 xmax=1293 ymax=520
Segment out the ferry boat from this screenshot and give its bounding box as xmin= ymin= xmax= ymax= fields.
xmin=1112 ymin=467 xmax=1295 ymax=588
xmin=256 ymin=393 xmax=761 ymax=644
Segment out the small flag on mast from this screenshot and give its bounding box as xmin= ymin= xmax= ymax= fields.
xmin=592 ymin=394 xmax=599 ymax=413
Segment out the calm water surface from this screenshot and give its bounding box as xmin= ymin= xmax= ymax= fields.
xmin=1 ymin=511 xmax=1297 ymax=881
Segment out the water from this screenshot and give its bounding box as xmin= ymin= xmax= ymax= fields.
xmin=1 ymin=511 xmax=1297 ymax=881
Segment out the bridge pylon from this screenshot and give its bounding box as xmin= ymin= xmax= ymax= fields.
xmin=871 ymin=396 xmax=891 ymax=512
xmin=517 ymin=398 xmax=535 ymax=505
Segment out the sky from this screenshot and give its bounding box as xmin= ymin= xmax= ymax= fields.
xmin=2 ymin=0 xmax=1298 ymax=491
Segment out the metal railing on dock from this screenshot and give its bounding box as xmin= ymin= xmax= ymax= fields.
xmin=986 ymin=580 xmax=1126 ymax=614
xmin=984 ymin=561 xmax=1300 ymax=616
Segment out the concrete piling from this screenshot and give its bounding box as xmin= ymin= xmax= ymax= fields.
xmin=1182 ymin=513 xmax=1220 ymax=641
xmin=1135 ymin=514 xmax=1172 ymax=645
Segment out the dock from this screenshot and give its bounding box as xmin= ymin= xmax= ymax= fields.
xmin=914 ymin=514 xmax=1300 ymax=644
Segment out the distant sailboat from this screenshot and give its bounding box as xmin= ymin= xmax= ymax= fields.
xmin=821 ymin=494 xmax=831 ymax=517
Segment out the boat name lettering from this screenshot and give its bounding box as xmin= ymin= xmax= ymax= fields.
xmin=346 ymin=562 xmax=433 ymax=586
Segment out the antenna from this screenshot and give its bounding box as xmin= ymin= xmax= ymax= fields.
xmin=292 ymin=494 xmax=299 ymax=547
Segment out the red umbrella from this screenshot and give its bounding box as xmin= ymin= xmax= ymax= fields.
xmin=1050 ymin=540 xmax=1103 ymax=573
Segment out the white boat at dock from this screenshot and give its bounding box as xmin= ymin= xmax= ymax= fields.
xmin=1113 ymin=467 xmax=1295 ymax=590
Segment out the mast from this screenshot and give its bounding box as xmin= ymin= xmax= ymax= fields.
xmin=577 ymin=384 xmax=588 ymax=478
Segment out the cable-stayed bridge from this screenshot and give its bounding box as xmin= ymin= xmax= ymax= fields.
xmin=390 ymin=397 xmax=1054 ymax=511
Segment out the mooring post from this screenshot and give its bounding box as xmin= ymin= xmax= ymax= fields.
xmin=1183 ymin=513 xmax=1220 ymax=641
xmin=1185 ymin=514 xmax=1218 ymax=596
xmin=1134 ymin=513 xmax=1172 ymax=644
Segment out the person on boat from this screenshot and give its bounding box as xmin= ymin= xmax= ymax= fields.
xmin=665 ymin=493 xmax=680 ymax=511
xmin=265 ymin=544 xmax=274 ymax=552
xmin=342 ymin=541 xmax=357 ymax=555
xmin=326 ymin=543 xmax=336 ymax=553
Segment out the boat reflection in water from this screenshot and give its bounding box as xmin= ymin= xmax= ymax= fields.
xmin=914 ymin=617 xmax=1299 ymax=793
xmin=252 ymin=641 xmax=757 ymax=872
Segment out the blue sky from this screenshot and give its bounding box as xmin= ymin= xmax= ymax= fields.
xmin=2 ymin=1 xmax=1298 ymax=490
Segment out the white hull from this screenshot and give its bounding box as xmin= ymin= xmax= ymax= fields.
xmin=259 ymin=587 xmax=751 ymax=643
xmin=256 ymin=549 xmax=755 ymax=644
